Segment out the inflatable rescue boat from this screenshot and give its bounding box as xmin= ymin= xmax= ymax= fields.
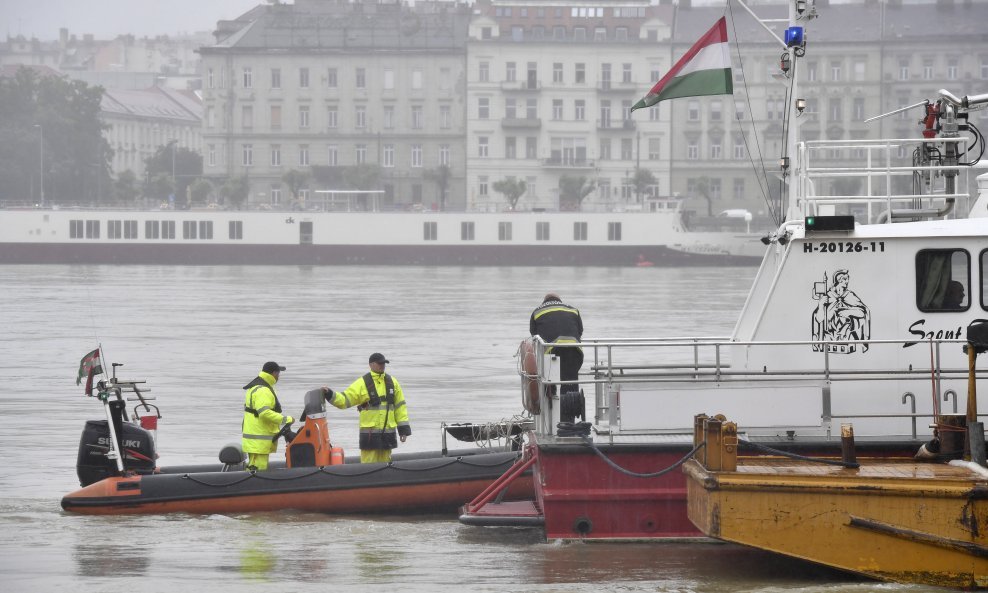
xmin=62 ymin=373 xmax=533 ymax=516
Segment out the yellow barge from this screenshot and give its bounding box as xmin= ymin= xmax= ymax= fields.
xmin=684 ymin=415 xmax=988 ymax=589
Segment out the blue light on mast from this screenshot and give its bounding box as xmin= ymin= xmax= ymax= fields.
xmin=785 ymin=26 xmax=804 ymax=48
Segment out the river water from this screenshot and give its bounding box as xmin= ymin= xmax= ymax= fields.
xmin=0 ymin=264 xmax=932 ymax=592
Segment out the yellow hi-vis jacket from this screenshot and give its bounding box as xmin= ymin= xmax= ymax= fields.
xmin=241 ymin=371 xmax=291 ymax=454
xmin=328 ymin=371 xmax=411 ymax=451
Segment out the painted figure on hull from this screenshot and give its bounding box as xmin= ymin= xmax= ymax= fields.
xmin=811 ymin=269 xmax=870 ymax=353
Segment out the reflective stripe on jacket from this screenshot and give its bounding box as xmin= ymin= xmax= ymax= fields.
xmin=327 ymin=370 xmax=411 ymax=451
xmin=241 ymin=371 xmax=290 ymax=454
xmin=530 ymin=299 xmax=584 ymax=353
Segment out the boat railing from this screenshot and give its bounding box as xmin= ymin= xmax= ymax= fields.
xmin=797 ymin=137 xmax=970 ymax=222
xmin=524 ymin=336 xmax=982 ymax=439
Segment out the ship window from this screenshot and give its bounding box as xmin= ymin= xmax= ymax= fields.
xmin=461 ymin=221 xmax=475 ymax=241
xmin=229 ymin=221 xmax=243 ymax=240
xmin=199 ymin=221 xmax=213 ymax=240
xmin=162 ymin=221 xmax=175 ymax=240
xmin=981 ymin=250 xmax=988 ymax=311
xmin=536 ymin=221 xmax=550 ymax=241
xmin=574 ymin=222 xmax=587 ymax=241
xmin=124 ymin=221 xmax=138 ymax=239
xmin=85 ymin=220 xmax=100 ymax=239
xmin=916 ymin=249 xmax=970 ymax=312
xmin=423 ymin=221 xmax=437 ymax=241
xmin=498 ymin=221 xmax=512 ymax=241
xmin=108 ymin=221 xmax=122 ymax=239
xmin=608 ymin=222 xmax=622 ymax=241
xmin=182 ymin=221 xmax=197 ymax=240
xmin=146 ymin=220 xmax=160 ymax=239
xmin=70 ymin=220 xmax=83 ymax=239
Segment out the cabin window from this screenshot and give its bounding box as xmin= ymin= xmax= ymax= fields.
xmin=498 ymin=222 xmax=512 ymax=241
xmin=182 ymin=221 xmax=197 ymax=240
xmin=536 ymin=222 xmax=550 ymax=241
xmin=123 ymin=221 xmax=138 ymax=239
xmin=423 ymin=221 xmax=437 ymax=241
xmin=915 ymin=249 xmax=970 ymax=312
xmin=461 ymin=222 xmax=475 ymax=241
xmin=161 ymin=221 xmax=175 ymax=239
xmin=108 ymin=221 xmax=122 ymax=239
xmin=574 ymin=222 xmax=588 ymax=241
xmin=145 ymin=220 xmax=159 ymax=239
xmin=199 ymin=221 xmax=213 ymax=240
xmin=229 ymin=221 xmax=243 ymax=240
xmin=69 ymin=220 xmax=83 ymax=239
xmin=981 ymin=250 xmax=988 ymax=310
xmin=85 ymin=220 xmax=100 ymax=239
xmin=608 ymin=222 xmax=622 ymax=241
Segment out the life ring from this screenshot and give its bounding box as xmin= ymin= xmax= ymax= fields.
xmin=519 ymin=337 xmax=541 ymax=415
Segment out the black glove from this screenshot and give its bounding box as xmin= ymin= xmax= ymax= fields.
xmin=323 ymin=387 xmax=335 ymax=402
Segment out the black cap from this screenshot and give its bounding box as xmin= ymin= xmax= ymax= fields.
xmin=262 ymin=361 xmax=286 ymax=374
xmin=369 ymin=353 xmax=389 ymax=364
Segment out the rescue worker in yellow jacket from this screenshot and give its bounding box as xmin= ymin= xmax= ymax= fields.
xmin=324 ymin=353 xmax=411 ymax=463
xmin=241 ymin=361 xmax=294 ymax=471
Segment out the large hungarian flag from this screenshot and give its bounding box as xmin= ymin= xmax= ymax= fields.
xmin=76 ymin=348 xmax=103 ymax=386
xmin=631 ymin=16 xmax=733 ymax=112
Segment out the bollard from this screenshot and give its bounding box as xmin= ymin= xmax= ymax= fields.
xmin=840 ymin=423 xmax=856 ymax=466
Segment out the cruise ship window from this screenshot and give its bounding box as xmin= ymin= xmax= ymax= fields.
xmin=70 ymin=220 xmax=83 ymax=239
xmin=916 ymin=249 xmax=970 ymax=312
xmin=536 ymin=221 xmax=550 ymax=241
xmin=461 ymin=222 xmax=475 ymax=241
xmin=124 ymin=221 xmax=138 ymax=239
xmin=573 ymin=222 xmax=588 ymax=241
xmin=607 ymin=222 xmax=622 ymax=241
xmin=498 ymin=221 xmax=512 ymax=241
xmin=145 ymin=220 xmax=159 ymax=239
xmin=229 ymin=221 xmax=243 ymax=240
xmin=183 ymin=221 xmax=197 ymax=240
xmin=85 ymin=220 xmax=100 ymax=239
xmin=424 ymin=221 xmax=437 ymax=241
xmin=162 ymin=221 xmax=175 ymax=240
xmin=199 ymin=221 xmax=213 ymax=240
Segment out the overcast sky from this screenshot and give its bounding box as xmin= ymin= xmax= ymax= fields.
xmin=0 ymin=0 xmax=262 ymax=40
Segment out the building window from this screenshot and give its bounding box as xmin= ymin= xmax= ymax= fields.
xmin=355 ymin=145 xmax=366 ymax=164
xmin=709 ymin=140 xmax=722 ymax=160
xmin=478 ymin=176 xmax=488 ymax=196
xmin=553 ymin=63 xmax=563 ymax=83
xmin=411 ymin=105 xmax=423 ymax=129
xmin=899 ymin=58 xmax=910 ymax=81
xmin=947 ymin=58 xmax=958 ymax=81
xmin=599 ymin=138 xmax=611 ymax=160
xmin=575 ymin=63 xmax=585 ymax=84
xmin=411 ymin=144 xmax=423 ymax=168
xmin=182 ymin=220 xmax=197 ymax=239
xmin=525 ymin=97 xmax=538 ymax=118
xmin=424 ymin=221 xmax=437 ymax=240
xmin=575 ymin=99 xmax=585 ymax=120
xmin=298 ymin=105 xmax=309 ymax=129
xmin=478 ymin=97 xmax=490 ymax=119
xmin=505 ymin=137 xmax=517 ymax=159
xmin=498 ymin=221 xmax=512 ymax=241
xmin=461 ymin=221 xmax=475 ymax=240
xmin=242 ymin=105 xmax=253 ymax=129
xmin=648 ymin=138 xmax=661 ymax=160
xmin=271 ymin=145 xmax=281 ymax=167
xmin=733 ymin=178 xmax=745 ymax=201
xmin=439 ymin=144 xmax=450 ymax=167
xmin=622 ymin=63 xmax=632 ymax=83
xmin=688 ymin=100 xmax=700 ymax=121
xmin=327 ymin=68 xmax=338 ymax=88
xmin=536 ymin=221 xmax=550 ymax=241
xmin=384 ymin=69 xmax=395 ymax=90
xmin=412 ymin=69 xmax=423 ymax=89
xmin=853 ymin=60 xmax=865 ymax=82
xmin=923 ymin=58 xmax=934 ymax=80
xmin=298 ymin=145 xmax=309 ymax=166
xmin=607 ymin=222 xmax=622 ymax=241
xmin=621 ymin=138 xmax=633 ymax=160
xmin=162 ymin=221 xmax=175 ymax=239
xmin=270 ymin=105 xmax=282 ymax=129
xmin=853 ymin=97 xmax=865 ymax=121
xmin=355 ymin=106 xmax=366 ymax=129
xmin=270 ymin=188 xmax=281 ymax=205
xmin=383 ymin=144 xmax=395 ymax=168
xmin=242 ymin=144 xmax=253 ymax=167
xmin=479 ymin=61 xmax=489 ymax=82
xmin=356 ymin=68 xmax=366 ymax=88
xmin=199 ymin=221 xmax=213 ymax=240
xmin=687 ymin=142 xmax=699 ymax=160
xmin=207 ymin=68 xmax=214 ymax=89
xmin=327 ymin=145 xmax=338 ymax=166
xmin=271 ymin=68 xmax=281 ymax=89
xmin=807 ymin=62 xmax=817 ymax=82
xmin=242 ymin=67 xmax=252 ymax=88
xmin=506 ymin=62 xmax=516 ymax=82
xmin=526 ymin=137 xmax=537 ymax=159
xmin=552 ymin=99 xmax=563 ymax=120
xmin=440 ymin=105 xmax=451 ymax=129
xmin=327 ymin=106 xmax=338 ymax=129
xmin=144 ymin=220 xmax=159 ymax=239
xmin=383 ymin=106 xmax=395 ymax=129
xmin=478 ymin=136 xmax=489 ymax=158
xmin=830 ymin=98 xmax=842 ymax=121
xmin=573 ymin=222 xmax=587 ymax=241
xmin=299 ymin=67 xmax=309 ymax=88
xmin=830 ymin=60 xmax=842 ymax=82
xmin=734 ymin=138 xmax=745 ymax=160
xmin=710 ymin=100 xmax=722 ymax=121
xmin=229 ymin=220 xmax=243 ymax=240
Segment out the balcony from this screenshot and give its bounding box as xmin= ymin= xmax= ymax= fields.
xmin=542 ymin=158 xmax=595 ymax=169
xmin=596 ymin=119 xmax=636 ymax=131
xmin=501 ymin=117 xmax=542 ymax=129
xmin=597 ymin=80 xmax=639 ymax=93
xmin=500 ymin=80 xmax=541 ymax=92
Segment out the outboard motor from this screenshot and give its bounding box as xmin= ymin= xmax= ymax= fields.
xmin=76 ymin=399 xmax=156 ymax=486
xmin=285 ymin=388 xmax=344 ymax=468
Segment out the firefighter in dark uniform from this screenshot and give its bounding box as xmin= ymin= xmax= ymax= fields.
xmin=241 ymin=361 xmax=294 ymax=471
xmin=324 ymin=353 xmax=411 ymax=464
xmin=530 ymin=293 xmax=584 ymax=395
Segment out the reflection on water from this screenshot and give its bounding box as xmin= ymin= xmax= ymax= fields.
xmin=0 ymin=265 xmax=908 ymax=591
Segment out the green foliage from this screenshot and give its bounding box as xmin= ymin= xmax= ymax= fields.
xmin=113 ymin=170 xmax=140 ymax=204
xmin=423 ymin=165 xmax=452 ymax=210
xmin=189 ymin=179 xmax=214 ymax=206
xmin=145 ymin=144 xmax=202 ymax=207
xmin=691 ymin=175 xmax=714 ymax=217
xmin=219 ymin=175 xmax=250 ymax=209
xmin=282 ymin=169 xmax=310 ymax=199
xmin=492 ymin=177 xmax=527 ymax=210
xmin=341 ymin=164 xmax=380 ymax=191
xmin=0 ymin=67 xmax=111 ymax=204
xmin=558 ymin=175 xmax=595 ymax=211
xmin=631 ymin=168 xmax=658 ymax=203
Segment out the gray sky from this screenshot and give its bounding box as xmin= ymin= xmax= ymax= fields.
xmin=0 ymin=0 xmax=262 ymax=40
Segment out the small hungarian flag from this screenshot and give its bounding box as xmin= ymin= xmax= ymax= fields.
xmin=76 ymin=348 xmax=103 ymax=386
xmin=631 ymin=16 xmax=733 ymax=112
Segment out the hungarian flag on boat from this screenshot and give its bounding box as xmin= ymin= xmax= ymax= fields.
xmin=76 ymin=348 xmax=103 ymax=386
xmin=631 ymin=16 xmax=733 ymax=112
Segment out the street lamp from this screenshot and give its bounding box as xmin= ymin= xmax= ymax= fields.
xmin=33 ymin=124 xmax=43 ymax=206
